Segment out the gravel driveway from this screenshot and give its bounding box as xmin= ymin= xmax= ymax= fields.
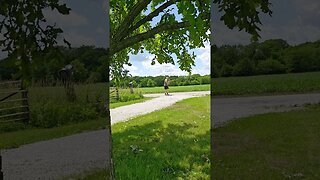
xmin=1 ymin=92 xmax=320 ymax=179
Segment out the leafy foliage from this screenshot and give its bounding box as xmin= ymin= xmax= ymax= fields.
xmin=0 ymin=0 xmax=70 ymax=84
xmin=109 ymin=0 xmax=271 ymax=73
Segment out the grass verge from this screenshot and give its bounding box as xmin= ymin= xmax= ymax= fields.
xmin=69 ymin=96 xmax=211 ymax=179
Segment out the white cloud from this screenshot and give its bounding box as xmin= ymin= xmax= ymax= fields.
xmin=124 ymin=64 xmax=140 ymax=76
xmin=194 ymin=42 xmax=210 ymax=75
xmin=141 ymin=55 xmax=188 ymax=76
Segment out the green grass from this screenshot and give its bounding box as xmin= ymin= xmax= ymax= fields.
xmin=211 ymin=72 xmax=320 ymax=95
xmin=133 ymin=72 xmax=320 ymax=95
xmin=67 ymin=96 xmax=211 ymax=180
xmin=137 ymin=84 xmax=210 ymax=94
xmin=28 ymin=72 xmax=320 ymax=101
xmin=24 ymin=71 xmax=320 ymax=112
xmin=213 ymin=105 xmax=320 ymax=179
xmin=74 ymin=99 xmax=320 ymax=180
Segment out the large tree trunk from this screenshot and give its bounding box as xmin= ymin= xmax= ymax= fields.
xmin=210 ymin=44 xmax=214 ymax=179
xmin=105 ymin=1 xmax=115 ymax=178
xmin=105 ymin=49 xmax=115 ymax=179
xmin=210 ymin=3 xmax=214 ymax=179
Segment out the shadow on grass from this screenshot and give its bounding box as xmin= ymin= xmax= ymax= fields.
xmin=111 ymin=120 xmax=210 ymax=179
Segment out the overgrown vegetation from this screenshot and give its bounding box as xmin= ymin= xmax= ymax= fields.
xmin=0 ymin=84 xmax=144 ymax=133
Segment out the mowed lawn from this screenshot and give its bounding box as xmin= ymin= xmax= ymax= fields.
xmin=73 ymin=98 xmax=320 ymax=179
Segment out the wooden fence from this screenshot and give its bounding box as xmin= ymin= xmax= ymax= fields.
xmin=110 ymin=88 xmax=119 ymax=101
xmin=0 ymin=80 xmax=29 ymax=123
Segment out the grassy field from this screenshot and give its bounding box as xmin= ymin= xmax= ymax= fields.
xmin=134 ymin=71 xmax=320 ymax=95
xmin=28 ymin=72 xmax=320 ymax=100
xmin=71 ymin=99 xmax=320 ymax=179
xmin=213 ymin=104 xmax=320 ymax=179
xmin=211 ymin=71 xmax=320 ymax=95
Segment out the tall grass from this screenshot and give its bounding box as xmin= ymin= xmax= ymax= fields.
xmin=0 ymin=84 xmax=144 ymax=132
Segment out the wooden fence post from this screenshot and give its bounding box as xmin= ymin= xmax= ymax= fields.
xmin=21 ymin=81 xmax=30 ymax=123
xmin=21 ymin=89 xmax=30 ymax=123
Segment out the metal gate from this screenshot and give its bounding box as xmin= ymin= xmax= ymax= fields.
xmin=0 ymin=80 xmax=29 ymax=124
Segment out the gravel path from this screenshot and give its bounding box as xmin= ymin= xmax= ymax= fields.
xmin=212 ymin=93 xmax=320 ymax=126
xmin=1 ymin=92 xmax=320 ymax=179
xmin=111 ymin=91 xmax=209 ymax=124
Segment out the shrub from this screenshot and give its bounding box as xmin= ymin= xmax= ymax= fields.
xmin=30 ymin=101 xmax=98 ymax=128
xmin=220 ymin=64 xmax=233 ymax=77
xmin=256 ymin=59 xmax=286 ymax=74
xmin=147 ymin=79 xmax=157 ymax=87
xmin=232 ymin=58 xmax=255 ymax=76
xmin=110 ymin=91 xmax=144 ymax=103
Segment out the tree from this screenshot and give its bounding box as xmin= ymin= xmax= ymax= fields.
xmin=71 ymin=59 xmax=89 ymax=83
xmin=110 ymin=0 xmax=211 ymax=72
xmin=110 ymin=53 xmax=130 ymax=100
xmin=147 ymin=79 xmax=157 ymax=87
xmin=0 ymin=0 xmax=70 ymax=87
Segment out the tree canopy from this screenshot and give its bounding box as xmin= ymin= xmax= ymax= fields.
xmin=109 ymin=0 xmax=272 ymax=73
xmin=0 ymin=0 xmax=70 ymax=84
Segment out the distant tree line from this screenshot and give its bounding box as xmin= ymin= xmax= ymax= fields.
xmin=1 ymin=39 xmax=319 ymax=85
xmin=0 ymin=46 xmax=108 ymax=85
xmin=111 ymin=74 xmax=211 ymax=88
xmin=211 ymin=39 xmax=320 ymax=77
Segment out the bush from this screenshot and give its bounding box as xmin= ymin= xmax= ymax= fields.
xmin=147 ymin=79 xmax=157 ymax=87
xmin=110 ymin=91 xmax=144 ymax=103
xmin=220 ymin=64 xmax=233 ymax=77
xmin=232 ymin=58 xmax=255 ymax=76
xmin=30 ymin=101 xmax=98 ymax=128
xmin=257 ymin=59 xmax=286 ymax=74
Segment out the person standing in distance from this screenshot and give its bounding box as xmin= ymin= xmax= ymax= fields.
xmin=164 ymin=76 xmax=170 ymax=96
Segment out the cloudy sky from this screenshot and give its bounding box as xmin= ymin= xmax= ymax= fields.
xmin=1 ymin=0 xmax=319 ymax=76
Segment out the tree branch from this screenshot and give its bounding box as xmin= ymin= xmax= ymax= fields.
xmin=111 ymin=21 xmax=189 ymax=54
xmin=113 ymin=0 xmax=152 ymax=42
xmin=124 ymin=0 xmax=180 ymax=39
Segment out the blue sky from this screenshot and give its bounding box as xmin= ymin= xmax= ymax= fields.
xmin=2 ymin=0 xmax=319 ymax=76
